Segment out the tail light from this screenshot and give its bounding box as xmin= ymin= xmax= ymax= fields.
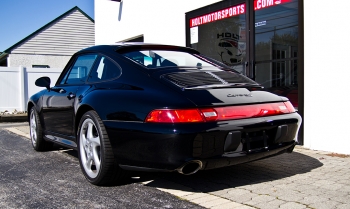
xmin=145 ymin=109 xmax=205 ymax=123
xmin=145 ymin=101 xmax=295 ymax=123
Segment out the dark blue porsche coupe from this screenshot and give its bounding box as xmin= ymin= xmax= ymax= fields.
xmin=28 ymin=43 xmax=301 ymax=185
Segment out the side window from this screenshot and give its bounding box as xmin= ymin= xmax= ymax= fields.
xmin=60 ymin=54 xmax=97 ymax=85
xmin=88 ymin=56 xmax=121 ymax=82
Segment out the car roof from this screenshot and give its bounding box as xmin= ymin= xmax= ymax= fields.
xmin=78 ymin=43 xmax=200 ymax=54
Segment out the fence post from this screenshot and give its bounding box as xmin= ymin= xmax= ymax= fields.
xmin=19 ymin=65 xmax=26 ymax=112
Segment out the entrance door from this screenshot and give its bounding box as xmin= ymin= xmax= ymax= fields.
xmin=254 ymin=0 xmax=299 ymax=108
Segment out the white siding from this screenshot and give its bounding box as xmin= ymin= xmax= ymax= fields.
xmin=11 ymin=9 xmax=94 ymax=56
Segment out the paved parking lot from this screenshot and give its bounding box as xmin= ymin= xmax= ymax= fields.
xmin=6 ymin=126 xmax=350 ymax=209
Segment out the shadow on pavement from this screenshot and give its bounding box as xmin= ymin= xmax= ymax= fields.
xmin=29 ymin=141 xmax=324 ymax=191
xmin=133 ymin=151 xmax=323 ymax=193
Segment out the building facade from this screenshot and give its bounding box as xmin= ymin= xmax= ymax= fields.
xmin=95 ymin=0 xmax=350 ymax=155
xmin=1 ymin=7 xmax=95 ymax=68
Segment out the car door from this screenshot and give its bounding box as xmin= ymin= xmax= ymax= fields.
xmin=42 ymin=54 xmax=98 ymax=137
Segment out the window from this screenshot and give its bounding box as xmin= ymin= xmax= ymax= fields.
xmin=121 ymin=50 xmax=217 ymax=69
xmin=32 ymin=65 xmax=50 ymax=68
xmin=87 ymin=56 xmax=121 ymax=82
xmin=60 ymin=54 xmax=97 ymax=85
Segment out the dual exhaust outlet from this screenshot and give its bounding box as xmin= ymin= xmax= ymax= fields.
xmin=176 ymin=160 xmax=203 ymax=175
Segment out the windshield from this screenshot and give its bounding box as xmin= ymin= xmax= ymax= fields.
xmin=121 ymin=50 xmax=219 ymax=68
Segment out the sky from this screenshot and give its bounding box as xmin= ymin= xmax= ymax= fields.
xmin=0 ymin=0 xmax=94 ymax=52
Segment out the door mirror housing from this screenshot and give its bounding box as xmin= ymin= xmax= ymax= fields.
xmin=35 ymin=77 xmax=51 ymax=91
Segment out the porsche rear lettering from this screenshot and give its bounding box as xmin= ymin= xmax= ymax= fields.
xmin=227 ymin=93 xmax=252 ymax=97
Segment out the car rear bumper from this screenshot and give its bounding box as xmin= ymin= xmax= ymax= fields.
xmin=103 ymin=112 xmax=301 ymax=172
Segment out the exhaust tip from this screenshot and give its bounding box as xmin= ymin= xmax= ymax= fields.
xmin=177 ymin=160 xmax=202 ymax=175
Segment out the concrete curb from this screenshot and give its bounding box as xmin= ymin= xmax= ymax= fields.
xmin=0 ymin=114 xmax=27 ymax=122
xmin=6 ymin=127 xmax=31 ymax=139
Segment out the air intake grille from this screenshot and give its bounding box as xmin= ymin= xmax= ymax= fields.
xmin=163 ymin=71 xmax=254 ymax=88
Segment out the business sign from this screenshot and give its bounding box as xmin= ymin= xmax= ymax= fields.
xmin=190 ymin=3 xmax=245 ymax=27
xmin=254 ymin=0 xmax=292 ymax=10
xmin=189 ymin=0 xmax=292 ymax=28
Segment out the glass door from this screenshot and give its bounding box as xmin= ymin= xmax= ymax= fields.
xmin=254 ymin=0 xmax=299 ymax=108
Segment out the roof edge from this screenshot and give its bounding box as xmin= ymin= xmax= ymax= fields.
xmin=0 ymin=52 xmax=9 ymax=63
xmin=4 ymin=6 xmax=94 ymax=53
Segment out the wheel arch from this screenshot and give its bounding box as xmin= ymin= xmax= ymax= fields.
xmin=75 ymin=104 xmax=94 ymax=136
xmin=27 ymin=102 xmax=35 ymax=122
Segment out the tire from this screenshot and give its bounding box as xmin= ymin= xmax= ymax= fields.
xmin=77 ymin=110 xmax=125 ymax=185
xmin=29 ymin=107 xmax=53 ymax=151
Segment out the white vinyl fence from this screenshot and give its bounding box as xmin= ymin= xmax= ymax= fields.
xmin=0 ymin=66 xmax=62 ymax=112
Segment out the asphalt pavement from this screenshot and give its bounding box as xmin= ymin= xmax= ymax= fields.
xmin=0 ymin=128 xmax=204 ymax=209
xmin=2 ymin=124 xmax=350 ymax=209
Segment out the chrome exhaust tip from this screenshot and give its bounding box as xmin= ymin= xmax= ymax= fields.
xmin=177 ymin=160 xmax=202 ymax=175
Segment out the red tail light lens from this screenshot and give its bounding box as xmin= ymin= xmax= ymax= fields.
xmin=145 ymin=109 xmax=204 ymax=123
xmin=145 ymin=102 xmax=295 ymax=123
xmin=212 ymin=102 xmax=292 ymax=121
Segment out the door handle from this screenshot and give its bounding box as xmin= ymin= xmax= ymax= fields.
xmin=67 ymin=92 xmax=76 ymax=99
xmin=59 ymin=89 xmax=66 ymax=93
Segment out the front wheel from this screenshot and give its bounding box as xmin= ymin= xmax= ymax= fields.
xmin=77 ymin=110 xmax=125 ymax=185
xmin=29 ymin=107 xmax=53 ymax=151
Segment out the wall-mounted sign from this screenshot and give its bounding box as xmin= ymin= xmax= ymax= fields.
xmin=254 ymin=0 xmax=291 ymax=10
xmin=189 ymin=0 xmax=291 ymax=28
xmin=190 ymin=26 xmax=198 ymax=44
xmin=255 ymin=20 xmax=267 ymax=27
xmin=190 ymin=3 xmax=245 ymax=27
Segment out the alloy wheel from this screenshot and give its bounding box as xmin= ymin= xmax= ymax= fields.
xmin=30 ymin=110 xmax=37 ymax=146
xmin=79 ymin=118 xmax=101 ymax=178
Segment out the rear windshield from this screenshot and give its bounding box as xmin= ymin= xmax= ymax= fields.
xmin=121 ymin=50 xmax=220 ymax=69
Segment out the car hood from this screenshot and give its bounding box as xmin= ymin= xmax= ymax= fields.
xmin=152 ymin=67 xmax=286 ymax=106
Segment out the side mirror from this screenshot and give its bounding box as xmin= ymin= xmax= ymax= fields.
xmin=35 ymin=77 xmax=51 ymax=91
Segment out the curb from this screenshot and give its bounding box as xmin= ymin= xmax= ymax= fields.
xmin=0 ymin=114 xmax=28 ymax=122
xmin=6 ymin=127 xmax=30 ymax=139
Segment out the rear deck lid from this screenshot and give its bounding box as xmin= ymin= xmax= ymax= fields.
xmin=158 ymin=68 xmax=284 ymax=106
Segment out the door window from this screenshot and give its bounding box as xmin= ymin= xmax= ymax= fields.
xmin=60 ymin=54 xmax=98 ymax=85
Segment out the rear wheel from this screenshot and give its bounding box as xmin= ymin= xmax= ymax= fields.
xmin=77 ymin=110 xmax=125 ymax=185
xmin=29 ymin=107 xmax=53 ymax=151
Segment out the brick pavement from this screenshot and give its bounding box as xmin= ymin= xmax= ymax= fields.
xmin=6 ymin=126 xmax=350 ymax=209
